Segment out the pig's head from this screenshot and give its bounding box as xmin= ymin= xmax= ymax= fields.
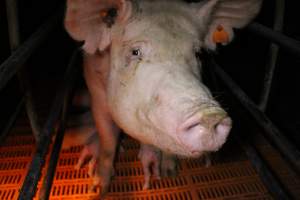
xmin=65 ymin=0 xmax=262 ymax=157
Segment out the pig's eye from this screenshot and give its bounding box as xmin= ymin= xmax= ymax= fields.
xmin=131 ymin=49 xmax=141 ymax=57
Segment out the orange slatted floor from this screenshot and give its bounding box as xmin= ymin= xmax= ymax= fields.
xmin=0 ymin=117 xmax=299 ymax=200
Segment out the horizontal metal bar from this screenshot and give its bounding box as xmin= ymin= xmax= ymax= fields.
xmin=17 ymin=49 xmax=81 ymax=200
xmin=38 ymin=50 xmax=80 ymax=200
xmin=247 ymin=22 xmax=300 ymax=57
xmin=237 ymin=137 xmax=292 ymax=200
xmin=211 ymin=60 xmax=300 ymax=175
xmin=0 ymin=6 xmax=63 ymax=91
xmin=0 ymin=96 xmax=25 ymax=144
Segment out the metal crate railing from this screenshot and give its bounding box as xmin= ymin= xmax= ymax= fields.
xmin=0 ymin=0 xmax=299 ymax=200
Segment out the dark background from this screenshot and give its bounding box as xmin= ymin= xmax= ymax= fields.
xmin=0 ymin=0 xmax=299 ymax=146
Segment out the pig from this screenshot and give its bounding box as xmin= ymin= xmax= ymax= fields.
xmin=64 ymin=0 xmax=262 ymax=196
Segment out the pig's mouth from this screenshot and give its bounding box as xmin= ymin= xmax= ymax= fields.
xmin=175 ymin=107 xmax=232 ymax=157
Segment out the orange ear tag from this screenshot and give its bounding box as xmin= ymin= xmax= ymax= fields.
xmin=213 ymin=25 xmax=229 ymax=44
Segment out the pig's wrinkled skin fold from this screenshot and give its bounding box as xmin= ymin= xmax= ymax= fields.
xmin=64 ymin=0 xmax=262 ymax=196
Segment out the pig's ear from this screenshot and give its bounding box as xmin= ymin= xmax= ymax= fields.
xmin=65 ymin=0 xmax=132 ymax=54
xmin=194 ymin=0 xmax=262 ymax=50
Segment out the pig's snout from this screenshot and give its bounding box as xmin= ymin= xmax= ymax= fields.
xmin=183 ymin=112 xmax=231 ymax=136
xmin=178 ymin=108 xmax=232 ymax=156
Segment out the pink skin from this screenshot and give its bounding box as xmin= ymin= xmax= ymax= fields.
xmin=64 ymin=56 xmax=119 ymax=195
xmin=138 ymin=144 xmax=161 ymax=190
xmin=75 ymin=132 xmax=100 ymax=176
xmin=161 ymin=153 xmax=178 ymax=177
xmin=83 ymin=52 xmax=120 ymax=195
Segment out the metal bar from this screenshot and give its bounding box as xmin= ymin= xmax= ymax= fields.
xmin=247 ymin=22 xmax=300 ymax=57
xmin=5 ymin=0 xmax=20 ymax=51
xmin=0 ymin=96 xmax=25 ymax=144
xmin=204 ymin=56 xmax=292 ymax=199
xmin=24 ymin=93 xmax=43 ymax=142
xmin=258 ymin=0 xmax=285 ymax=111
xmin=206 ymin=58 xmax=292 ymax=199
xmin=0 ymin=6 xmax=63 ymax=91
xmin=17 ymin=49 xmax=81 ymax=200
xmin=237 ymin=137 xmax=292 ymax=199
xmin=211 ymin=60 xmax=300 ymax=175
xmin=38 ymin=50 xmax=80 ymax=200
xmin=5 ymin=0 xmax=42 ymax=142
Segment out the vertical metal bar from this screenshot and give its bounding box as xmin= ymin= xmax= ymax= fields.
xmin=0 ymin=97 xmax=25 ymax=144
xmin=5 ymin=0 xmax=42 ymax=142
xmin=5 ymin=0 xmax=20 ymax=51
xmin=38 ymin=50 xmax=80 ymax=200
xmin=259 ymin=0 xmax=285 ymax=111
xmin=17 ymin=49 xmax=80 ymax=200
xmin=211 ymin=59 xmax=300 ymax=175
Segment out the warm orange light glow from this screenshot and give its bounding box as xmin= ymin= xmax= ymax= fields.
xmin=0 ymin=118 xmax=290 ymax=199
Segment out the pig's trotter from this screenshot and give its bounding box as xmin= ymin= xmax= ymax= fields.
xmin=138 ymin=144 xmax=162 ymax=190
xmin=88 ymin=158 xmax=97 ymax=177
xmin=161 ymin=153 xmax=178 ymax=177
xmin=74 ymin=131 xmax=100 ymax=171
xmin=142 ymin=157 xmax=161 ymax=190
xmin=89 ymin=162 xmax=113 ymax=197
xmin=152 ymin=159 xmax=161 ymax=179
xmin=204 ymin=153 xmax=212 ymax=167
xmin=93 ymin=113 xmax=120 ymax=197
xmin=75 ymin=147 xmax=90 ymax=170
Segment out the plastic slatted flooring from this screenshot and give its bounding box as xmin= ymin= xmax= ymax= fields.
xmin=1 ymin=119 xmax=298 ymax=199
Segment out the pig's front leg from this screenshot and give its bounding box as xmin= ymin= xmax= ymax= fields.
xmin=83 ymin=52 xmax=119 ymax=197
xmin=161 ymin=152 xmax=178 ymax=177
xmin=91 ymin=103 xmax=120 ymax=196
xmin=138 ymin=144 xmax=162 ymax=190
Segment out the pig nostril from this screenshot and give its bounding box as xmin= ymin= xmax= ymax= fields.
xmin=213 ymin=124 xmax=219 ymax=131
xmin=214 ymin=117 xmax=232 ymax=135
